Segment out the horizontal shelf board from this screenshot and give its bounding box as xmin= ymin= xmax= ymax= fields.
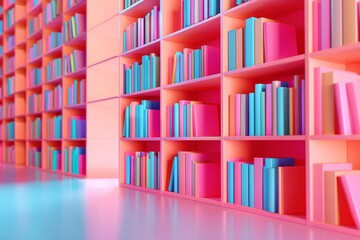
xmin=36 ymin=167 xmax=85 ymax=178
xmin=310 ymin=135 xmax=360 ymax=141
xmin=5 ymin=25 xmax=15 ymax=34
xmin=63 ymin=32 xmax=86 ymax=47
xmin=27 ymin=3 xmax=43 ymax=16
xmin=16 ymin=17 xmax=27 ymax=26
xmin=27 ymin=29 xmax=43 ymax=42
xmin=224 ymin=54 xmax=305 ymax=79
xmin=44 ymin=45 xmax=63 ymax=57
xmin=64 ymin=103 xmax=86 ymax=110
xmin=44 ymin=15 xmax=63 ymax=30
xmin=63 ymin=138 xmax=87 ymax=141
xmin=120 ymin=0 xmax=160 ymax=17
xmin=4 ymin=140 xmax=15 ymax=142
xmin=65 ymin=0 xmax=86 ymax=16
xmin=14 ymin=90 xmax=26 ymax=95
xmin=224 ymin=0 xmax=304 ymax=19
xmin=121 ymin=137 xmax=161 ymax=141
xmin=64 ymin=67 xmax=86 ymax=78
xmin=44 ymin=108 xmax=62 ymax=114
xmin=163 ymin=191 xmax=222 ymax=206
xmin=27 ymin=139 xmax=42 ymax=142
xmin=16 ymin=40 xmax=27 ymax=48
xmin=163 ymin=74 xmax=221 ymax=92
xmin=27 ymin=112 xmax=42 ymax=117
xmin=5 ymin=70 xmax=15 ymax=76
xmin=15 ymin=114 xmax=26 ymax=118
xmin=43 ymin=139 xmax=62 ymax=142
xmin=120 ymin=184 xmax=161 ymax=194
xmin=224 ymin=203 xmax=307 ymax=224
xmin=5 ymin=2 xmax=15 ymax=11
xmin=163 ymin=137 xmax=221 ymax=141
xmin=27 ymin=84 xmax=42 ymax=91
xmin=16 ymin=64 xmax=26 ymax=70
xmin=121 ymin=87 xmax=161 ymax=98
xmin=310 ymin=42 xmax=360 ymax=64
xmin=4 ymin=48 xmax=15 ymax=56
xmin=28 ymin=56 xmax=42 ymax=65
xmin=44 ymin=77 xmax=63 ymax=85
xmin=310 ymin=222 xmax=360 ymax=237
xmin=121 ymin=39 xmax=161 ymax=58
xmin=4 ymin=116 xmax=15 ymax=120
xmin=163 ymin=15 xmax=221 ymax=45
xmin=224 ymin=135 xmax=306 ymax=141
xmin=4 ymin=94 xmax=15 ymax=100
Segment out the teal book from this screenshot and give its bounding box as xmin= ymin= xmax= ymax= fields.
xmin=174 ymin=103 xmax=180 ymax=137
xmin=126 ymin=155 xmax=131 ymax=184
xmin=249 ymin=164 xmax=255 ymax=208
xmin=249 ymin=93 xmax=255 ymax=136
xmin=71 ymin=118 xmax=77 ymax=138
xmin=237 ymin=0 xmax=242 ymax=4
xmin=64 ymin=148 xmax=68 ymax=173
xmin=144 ymin=108 xmax=148 ymax=138
xmin=228 ymin=29 xmax=237 ymax=71
xmin=71 ymin=148 xmax=78 ymax=174
xmin=255 ymin=84 xmax=266 ymax=136
xmin=245 ymin=17 xmax=257 ymax=67
xmin=228 ymin=161 xmax=235 ymax=204
xmin=194 ymin=49 xmax=201 ymax=79
xmin=209 ymin=0 xmax=219 ymax=17
xmin=149 ymin=152 xmax=155 ymax=188
xmin=174 ymin=156 xmax=179 ymax=193
xmin=277 ymin=87 xmax=289 ymax=136
xmin=260 ymin=92 xmax=265 ymax=136
xmin=168 ymin=157 xmax=175 ymax=191
xmin=123 ymin=106 xmax=130 ymax=138
xmin=175 ymin=52 xmax=182 ymax=83
xmin=135 ymin=104 xmax=144 ymax=137
xmin=241 ymin=163 xmax=249 ymax=207
xmin=123 ymin=32 xmax=127 ymax=52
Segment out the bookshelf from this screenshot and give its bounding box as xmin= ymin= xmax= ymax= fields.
xmin=118 ymin=0 xmax=360 ymax=236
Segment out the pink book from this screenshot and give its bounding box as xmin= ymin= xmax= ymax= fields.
xmin=294 ymin=76 xmax=300 ymax=135
xmin=313 ymin=163 xmax=352 ymax=223
xmin=234 ymin=161 xmax=243 ymax=205
xmin=148 ymin=109 xmax=160 ymax=137
xmin=192 ymin=104 xmax=220 ymax=136
xmin=79 ymin=155 xmax=86 ymax=175
xmin=264 ymin=22 xmax=298 ymax=62
xmin=236 ymin=28 xmax=244 ymax=69
xmin=325 ymin=170 xmax=360 ymax=225
xmin=130 ymin=101 xmax=140 ymax=138
xmin=141 ymin=153 xmax=146 ymax=188
xmin=178 ymin=151 xmax=191 ymax=195
xmin=254 ymin=158 xmax=264 ymax=210
xmin=331 ymin=0 xmax=342 ymax=48
xmin=183 ymin=48 xmax=194 ymax=81
xmin=334 ymin=82 xmax=352 ymax=135
xmin=313 ymin=0 xmax=319 ymax=51
xmin=339 ymin=174 xmax=360 ymax=229
xmin=278 ymin=166 xmax=306 ymax=215
xmin=185 ymin=152 xmax=212 ymax=196
xmin=179 ymin=100 xmax=190 ymax=137
xmin=204 ymin=45 xmax=220 ymax=76
xmin=265 ymin=84 xmax=272 ymax=136
xmin=235 ymin=94 xmax=241 ymax=136
xmin=193 ymin=162 xmax=220 ymax=198
xmin=76 ymin=13 xmax=86 ymax=35
xmin=272 ymin=81 xmax=281 ymax=135
xmin=199 ymin=0 xmax=204 ymax=22
xmin=229 ymin=95 xmax=235 ymax=136
xmin=190 ymin=0 xmax=195 ymax=25
xmin=320 ymin=0 xmax=331 ymax=50
xmin=347 ymin=82 xmax=360 ymax=134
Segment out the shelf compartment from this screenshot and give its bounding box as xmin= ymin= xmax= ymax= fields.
xmin=120 ymin=0 xmax=160 ymax=17
xmin=121 ymin=87 xmax=161 ymax=99
xmin=310 ymin=42 xmax=360 ymax=65
xmin=121 ymin=39 xmax=161 ymax=58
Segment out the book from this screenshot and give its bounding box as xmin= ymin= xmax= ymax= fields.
xmin=334 ymin=82 xmax=352 ymax=135
xmin=343 ymin=0 xmax=360 ymax=45
xmin=185 ymin=152 xmax=212 ymax=196
xmin=320 ymin=0 xmax=331 ymax=50
xmin=193 ymin=162 xmax=220 ymax=198
xmin=255 ymin=18 xmax=274 ymax=65
xmin=346 ymin=82 xmax=360 ymax=134
xmin=228 ymin=161 xmax=235 ymax=203
xmin=339 ymin=174 xmax=360 ymax=229
xmin=331 ymin=0 xmax=343 ymax=48
xmin=228 ymin=29 xmax=237 ymax=71
xmin=244 ymin=17 xmax=257 ymax=67
xmin=254 ymin=158 xmax=264 ymax=210
xmin=236 ymin=28 xmax=244 ymax=69
xmin=192 ymin=104 xmax=219 ymax=136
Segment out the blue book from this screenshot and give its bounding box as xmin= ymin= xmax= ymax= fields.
xmin=149 ymin=152 xmax=155 ymax=188
xmin=277 ymin=87 xmax=289 ymax=136
xmin=64 ymin=148 xmax=68 ymax=172
xmin=174 ymin=103 xmax=180 ymax=137
xmin=168 ymin=157 xmax=175 ymax=191
xmin=209 ymin=0 xmax=219 ymax=17
xmin=174 ymin=156 xmax=179 ymax=193
xmin=204 ymin=0 xmax=209 ymax=19
xmin=135 ymin=105 xmax=144 ymax=137
xmin=126 ymin=155 xmax=131 ymax=184
xmin=144 ymin=108 xmax=148 ymax=137
xmin=123 ymin=32 xmax=127 ymax=52
xmin=245 ymin=17 xmax=257 ymax=67
xmin=228 ymin=161 xmax=235 ymax=204
xmin=123 ymin=106 xmax=130 ymax=138
xmin=249 ymin=93 xmax=255 ymax=136
xmin=228 ymin=29 xmax=237 ymax=71
xmin=241 ymin=163 xmax=249 ymax=206
xmin=175 ymin=52 xmax=182 ymax=83
xmin=249 ymin=164 xmax=255 ymax=208
xmin=255 ymin=84 xmax=266 ymax=136
xmin=141 ymin=100 xmax=160 ymax=110
xmin=193 ymin=49 xmax=200 ymax=79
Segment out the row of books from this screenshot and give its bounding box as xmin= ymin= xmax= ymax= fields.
xmin=46 ymin=115 xmax=62 ymax=139
xmin=168 ymin=151 xmax=220 ymax=198
xmin=6 ymin=7 xmax=14 ymax=28
xmin=29 ymin=12 xmax=42 ymax=36
xmin=29 ymin=39 xmax=43 ymax=61
xmin=67 ymin=79 xmax=85 ymax=106
xmin=45 ymin=57 xmax=62 ymax=81
xmin=28 ymin=93 xmax=42 ymax=114
xmin=69 ymin=116 xmax=86 ymax=139
xmin=313 ymin=0 xmax=360 ymax=51
xmin=6 ymin=121 xmax=14 ymax=140
xmin=63 ymin=50 xmax=86 ymax=75
xmin=44 ymin=0 xmax=62 ymax=25
xmin=29 ymin=147 xmax=41 ymax=168
xmin=125 ymin=151 xmax=160 ymax=190
xmin=6 ymin=76 xmax=15 ymax=96
xmin=170 ymin=45 xmax=220 ymax=84
xmin=315 ymin=68 xmax=360 ymax=135
xmin=29 ymin=68 xmax=42 ymax=87
xmin=5 ymin=55 xmax=15 ymax=73
xmin=46 ymin=31 xmax=62 ymax=53
xmin=29 ymin=117 xmax=42 ymax=139
xmin=181 ymin=0 xmax=220 ymax=28
xmin=123 ymin=6 xmax=160 ymax=52
xmin=47 ymin=146 xmax=61 ymax=171
xmin=67 ymin=0 xmax=81 ymax=9
xmin=64 ymin=146 xmax=86 ymax=175
xmin=227 ymin=157 xmax=305 ymax=214
xmin=123 ymin=100 xmax=160 ymax=138
xmin=7 ymin=35 xmax=15 ymax=50
xmin=44 ymin=84 xmax=63 ymax=111
xmin=229 ymin=77 xmax=306 ymax=137
xmin=62 ymin=13 xmax=86 ymax=42
xmin=166 ymin=101 xmax=219 ymax=137
xmin=5 ymin=145 xmax=15 ymax=164
xmin=314 ymin=163 xmax=360 ymax=229
xmin=123 ymin=0 xmax=140 ymax=9
xmin=5 ymin=102 xmax=14 ymax=118
xmin=228 ymin=18 xmax=298 ymax=70
xmin=123 ymin=54 xmax=160 ymax=94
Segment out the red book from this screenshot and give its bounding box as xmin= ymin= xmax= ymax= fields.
xmin=148 ymin=109 xmax=160 ymax=137
xmin=192 ymin=104 xmax=220 ymax=137
xmin=203 ymin=45 xmax=220 ymax=76
xmin=193 ymin=162 xmax=220 ymax=198
xmin=339 ymin=174 xmax=360 ymax=229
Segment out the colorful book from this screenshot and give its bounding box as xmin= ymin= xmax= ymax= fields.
xmin=339 ymin=174 xmax=360 ymax=229
xmin=244 ymin=17 xmax=257 ymax=67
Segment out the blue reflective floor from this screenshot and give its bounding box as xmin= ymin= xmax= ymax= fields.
xmin=0 ymin=163 xmax=359 ymax=240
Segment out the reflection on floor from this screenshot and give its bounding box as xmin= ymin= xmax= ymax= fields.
xmin=0 ymin=163 xmax=359 ymax=240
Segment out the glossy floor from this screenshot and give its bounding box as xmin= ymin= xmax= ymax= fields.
xmin=0 ymin=163 xmax=359 ymax=240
